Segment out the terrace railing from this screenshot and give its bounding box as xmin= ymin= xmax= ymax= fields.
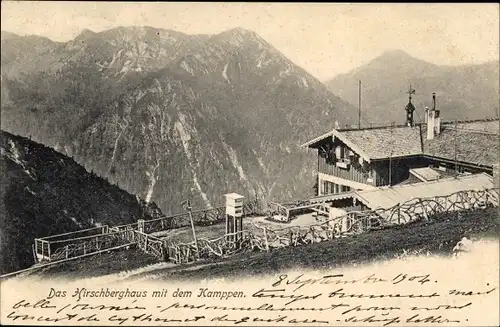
xmin=29 ymin=189 xmax=497 ymax=268
xmin=141 ymin=198 xmax=265 ymax=234
xmin=34 ymin=225 xmax=110 ymax=262
xmin=47 ymin=230 xmax=135 ymax=262
xmin=165 ymin=188 xmax=499 ymax=264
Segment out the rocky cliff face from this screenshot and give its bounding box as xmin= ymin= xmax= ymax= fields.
xmin=1 ymin=26 xmax=356 ymax=215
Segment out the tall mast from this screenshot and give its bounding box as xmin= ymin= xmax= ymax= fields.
xmin=454 ymin=119 xmax=458 ymax=177
xmin=407 ymin=83 xmax=414 ymax=102
xmin=358 ymin=80 xmax=362 ymax=129
xmin=389 ymin=121 xmax=395 ymax=186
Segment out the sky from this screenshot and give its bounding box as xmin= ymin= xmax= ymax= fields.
xmin=1 ymin=2 xmax=499 ymax=81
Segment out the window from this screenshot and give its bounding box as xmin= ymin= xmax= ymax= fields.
xmin=341 ymin=185 xmax=351 ymax=192
xmin=321 ymin=181 xmax=351 ymax=195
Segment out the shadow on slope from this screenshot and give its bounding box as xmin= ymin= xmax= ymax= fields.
xmin=0 ymin=130 xmax=162 ymax=274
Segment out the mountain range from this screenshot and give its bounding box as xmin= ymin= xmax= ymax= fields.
xmin=0 ymin=130 xmax=162 ymax=274
xmin=325 ymin=49 xmax=499 ymax=126
xmin=2 ymin=27 xmax=498 ymax=217
xmin=1 ymin=26 xmax=356 ymax=215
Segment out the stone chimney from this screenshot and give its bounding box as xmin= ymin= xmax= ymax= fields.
xmin=433 ymin=92 xmax=441 ymax=136
xmin=426 ymin=92 xmax=440 ymax=140
xmin=426 ymin=109 xmax=435 ymax=140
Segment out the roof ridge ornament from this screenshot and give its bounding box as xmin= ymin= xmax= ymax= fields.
xmin=406 ymin=83 xmax=416 ymax=103
xmin=405 ymin=84 xmax=416 ymax=127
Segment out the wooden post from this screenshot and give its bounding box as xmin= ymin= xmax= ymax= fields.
xmin=32 ymin=244 xmax=37 ymax=263
xmin=34 ymin=240 xmax=38 ymax=263
xmin=47 ymin=241 xmax=51 ymax=261
xmin=239 ymin=216 xmax=243 ymax=245
xmin=233 ymin=215 xmax=237 ymax=244
xmin=420 ymin=199 xmax=429 ymax=221
xmin=264 ymin=227 xmax=270 ymax=253
xmin=397 ymin=203 xmax=401 ymax=224
xmin=183 ymin=200 xmax=199 ymax=259
xmin=138 ymin=219 xmax=145 ymax=233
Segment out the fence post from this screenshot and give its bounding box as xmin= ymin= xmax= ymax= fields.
xmin=33 ymin=240 xmax=38 ymax=263
xmin=32 ymin=244 xmax=37 ymax=263
xmin=397 ymin=203 xmax=401 ymax=224
xmin=47 ymin=241 xmax=51 ymax=261
xmin=65 ymin=245 xmax=69 ymax=259
xmin=420 ymin=199 xmax=429 ymax=221
xmin=138 ymin=219 xmax=145 ymax=233
xmin=264 ymin=227 xmax=270 ymax=253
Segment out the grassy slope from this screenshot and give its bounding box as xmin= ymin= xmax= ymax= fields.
xmin=33 ymin=207 xmax=499 ymax=281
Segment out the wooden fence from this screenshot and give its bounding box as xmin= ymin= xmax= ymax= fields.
xmin=165 ymin=231 xmax=267 ymax=264
xmin=29 ymin=189 xmax=498 ymax=266
xmin=140 ymin=198 xmax=265 ymax=234
xmin=165 ymin=188 xmax=499 ymax=264
xmin=30 ymin=198 xmax=265 ymax=265
xmin=47 ymin=230 xmax=135 ymax=262
xmin=34 ymin=225 xmax=110 ymax=262
xmin=370 ymin=188 xmax=499 ymax=224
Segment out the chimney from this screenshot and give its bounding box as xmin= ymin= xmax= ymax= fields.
xmin=424 ymin=106 xmax=429 ymax=123
xmin=426 ymin=109 xmax=435 ymax=140
xmin=433 ymin=92 xmax=441 ymax=136
xmin=426 ymin=95 xmax=435 ymax=140
xmin=426 ymin=92 xmax=440 ymax=140
xmin=434 ymin=109 xmax=441 ymax=136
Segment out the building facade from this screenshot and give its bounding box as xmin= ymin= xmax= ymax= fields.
xmin=302 ymin=95 xmax=499 ymax=197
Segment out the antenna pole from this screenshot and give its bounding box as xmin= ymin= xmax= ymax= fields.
xmin=454 ymin=119 xmax=458 ymax=177
xmin=358 ymin=80 xmax=362 ymax=129
xmin=389 ymin=122 xmax=394 ymax=186
xmin=182 ymin=199 xmax=200 ymax=259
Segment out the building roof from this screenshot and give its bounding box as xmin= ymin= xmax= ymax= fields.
xmin=409 ymin=167 xmax=443 ymax=182
xmin=302 ymin=119 xmax=499 ymax=168
xmin=224 ymin=193 xmax=245 ymax=200
xmin=354 ymin=173 xmax=494 ymax=211
xmin=341 ymin=126 xmax=422 ymax=160
xmin=455 ymin=120 xmax=499 ymax=134
xmin=422 ymin=125 xmax=499 ymax=167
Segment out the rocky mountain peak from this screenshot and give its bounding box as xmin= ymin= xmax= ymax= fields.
xmin=211 ymin=27 xmax=267 ymax=48
xmin=2 ymin=26 xmax=357 ymax=217
xmin=76 ymin=28 xmax=97 ymax=38
xmin=326 ymin=50 xmax=499 ymax=125
xmin=365 ymin=49 xmax=437 ymax=72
